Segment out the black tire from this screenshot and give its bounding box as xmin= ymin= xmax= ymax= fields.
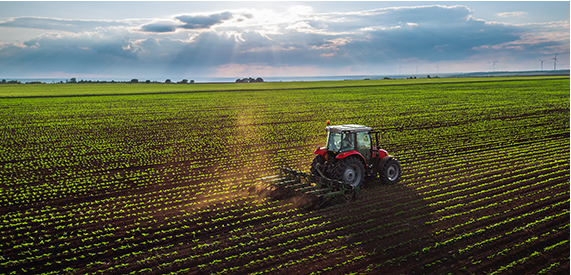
xmin=331 ymin=157 xmax=365 ymax=188
xmin=310 ymin=155 xmax=326 ymax=177
xmin=379 ymin=158 xmax=401 ymax=184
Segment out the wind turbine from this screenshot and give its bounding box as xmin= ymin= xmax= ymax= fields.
xmin=552 ymin=54 xmax=558 ymax=71
xmin=492 ymin=61 xmax=497 ymax=72
xmin=539 ymin=59 xmax=545 ymax=71
xmin=399 ymin=66 xmax=402 ymax=75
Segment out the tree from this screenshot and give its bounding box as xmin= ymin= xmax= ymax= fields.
xmin=190 ymin=80 xmax=195 ymax=84
xmin=165 ymin=79 xmax=171 ymax=84
xmin=131 ymin=79 xmax=139 ymax=83
xmin=68 ymin=77 xmax=77 ymax=83
xmin=236 ymin=77 xmax=263 ymax=83
xmin=145 ymin=80 xmax=151 ymax=83
xmin=179 ymin=79 xmax=188 ymax=84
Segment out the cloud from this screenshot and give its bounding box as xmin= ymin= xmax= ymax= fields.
xmin=0 ymin=30 xmax=142 ymax=77
xmin=0 ymin=17 xmax=128 ymax=32
xmin=140 ymin=21 xmax=179 ymax=33
xmin=0 ymin=4 xmax=567 ymax=78
xmin=21 ymin=32 xmax=138 ymax=59
xmin=496 ymin=11 xmax=528 ymax=17
xmin=176 ymin=11 xmax=233 ymax=29
xmin=140 ymin=11 xmax=249 ymax=33
xmin=314 ymin=5 xmax=472 ymax=32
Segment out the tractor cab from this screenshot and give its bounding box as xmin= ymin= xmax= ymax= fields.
xmin=323 ymin=124 xmax=384 ymax=166
xmin=325 ymin=124 xmax=370 ymax=152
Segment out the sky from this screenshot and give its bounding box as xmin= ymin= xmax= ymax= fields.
xmin=0 ymin=1 xmax=569 ymax=80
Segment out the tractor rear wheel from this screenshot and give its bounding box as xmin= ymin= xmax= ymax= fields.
xmin=379 ymin=158 xmax=401 ymax=184
xmin=332 ymin=157 xmax=365 ymax=189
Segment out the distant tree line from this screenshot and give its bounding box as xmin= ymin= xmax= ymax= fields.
xmin=236 ymin=77 xmax=264 ymax=83
xmin=67 ymin=78 xmax=196 ymax=84
xmin=1 ymin=79 xmax=23 ymax=84
xmin=1 ymin=77 xmax=268 ymax=84
xmin=0 ymin=78 xmax=199 ymax=84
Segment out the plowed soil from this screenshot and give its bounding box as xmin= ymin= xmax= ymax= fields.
xmin=1 ymin=77 xmax=569 ymax=275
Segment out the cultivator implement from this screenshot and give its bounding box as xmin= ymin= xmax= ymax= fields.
xmin=260 ymin=167 xmax=361 ymax=209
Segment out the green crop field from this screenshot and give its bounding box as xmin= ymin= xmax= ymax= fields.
xmin=0 ymin=76 xmax=569 ymax=274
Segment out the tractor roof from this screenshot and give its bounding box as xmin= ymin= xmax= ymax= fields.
xmin=326 ymin=124 xmax=372 ymax=133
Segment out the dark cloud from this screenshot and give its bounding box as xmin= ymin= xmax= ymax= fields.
xmin=344 ymin=18 xmax=520 ymax=63
xmin=139 ymin=11 xmax=240 ymax=33
xmin=0 ymin=43 xmax=135 ymax=77
xmin=140 ymin=22 xmax=178 ymax=33
xmin=0 ymin=33 xmax=139 ymax=78
xmin=176 ymin=11 xmax=233 ymax=29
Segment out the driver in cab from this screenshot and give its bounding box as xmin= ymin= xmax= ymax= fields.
xmin=342 ymin=134 xmax=354 ymax=150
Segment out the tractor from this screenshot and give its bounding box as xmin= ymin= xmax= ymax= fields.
xmin=261 ymin=122 xmax=402 ymax=208
xmin=310 ymin=123 xmax=401 ymax=188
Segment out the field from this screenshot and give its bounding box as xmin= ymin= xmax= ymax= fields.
xmin=0 ymin=76 xmax=569 ymax=274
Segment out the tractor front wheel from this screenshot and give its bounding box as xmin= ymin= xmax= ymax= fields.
xmin=332 ymin=157 xmax=365 ymax=189
xmin=379 ymin=158 xmax=401 ymax=184
xmin=310 ymin=155 xmax=326 ymax=177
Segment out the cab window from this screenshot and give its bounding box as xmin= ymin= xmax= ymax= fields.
xmin=357 ymin=132 xmax=371 ymax=150
xmin=341 ymin=133 xmax=355 ymax=151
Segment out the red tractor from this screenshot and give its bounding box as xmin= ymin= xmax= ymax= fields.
xmin=263 ymin=123 xmax=401 ymax=208
xmin=310 ymin=123 xmax=401 ymax=188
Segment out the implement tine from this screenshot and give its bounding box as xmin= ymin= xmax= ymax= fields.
xmin=306 ymin=188 xmax=332 ymax=195
xmin=288 ymin=182 xmax=310 ymax=189
xmin=263 ymin=177 xmax=288 ymax=184
xmin=296 ymin=185 xmax=319 ymax=192
xmin=259 ymin=174 xmax=281 ymax=180
xmin=272 ymin=167 xmax=360 ymax=208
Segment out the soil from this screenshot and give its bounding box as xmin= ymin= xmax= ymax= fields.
xmin=2 ymin=138 xmax=568 ymax=275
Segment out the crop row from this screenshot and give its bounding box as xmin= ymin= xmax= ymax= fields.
xmin=1 ymin=78 xmax=568 ymax=274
